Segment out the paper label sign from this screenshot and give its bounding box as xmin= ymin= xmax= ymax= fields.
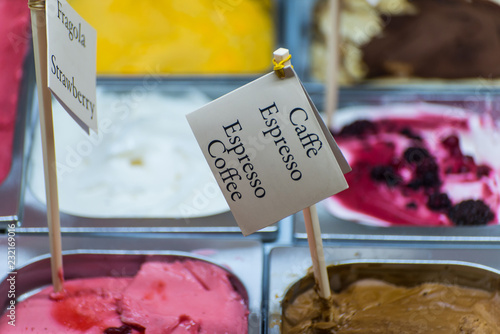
xmin=187 ymin=68 xmax=350 ymax=236
xmin=46 ymin=0 xmax=97 ymax=134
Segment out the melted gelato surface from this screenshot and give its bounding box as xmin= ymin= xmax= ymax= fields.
xmin=0 ymin=260 xmax=248 ymax=333
xmin=283 ymin=279 xmax=500 ymax=334
xmin=326 ymin=103 xmax=500 ymax=227
xmin=0 ymin=0 xmax=30 ymax=184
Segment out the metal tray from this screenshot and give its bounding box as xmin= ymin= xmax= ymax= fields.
xmin=0 ymin=235 xmax=264 ymax=333
xmin=20 ymin=78 xmax=278 ymax=240
xmin=267 ymin=245 xmax=500 ymax=333
xmin=293 ymin=92 xmax=500 ymax=243
xmin=293 ymin=201 xmax=500 ymax=243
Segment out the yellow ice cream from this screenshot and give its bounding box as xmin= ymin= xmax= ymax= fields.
xmin=68 ymin=0 xmax=274 ymax=75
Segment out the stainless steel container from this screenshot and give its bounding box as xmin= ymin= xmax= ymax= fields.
xmin=20 ymin=78 xmax=278 ymax=240
xmin=283 ymin=0 xmax=500 ymax=94
xmin=0 ymin=236 xmax=264 ymax=333
xmin=267 ymin=245 xmax=500 ymax=333
xmin=293 ymin=92 xmax=500 ymax=242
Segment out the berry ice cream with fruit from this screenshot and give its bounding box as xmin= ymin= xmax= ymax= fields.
xmin=325 ymin=103 xmax=500 ymax=227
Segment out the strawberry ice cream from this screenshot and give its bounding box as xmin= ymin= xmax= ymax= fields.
xmin=0 ymin=260 xmax=248 ymax=333
xmin=0 ymin=0 xmax=30 ymax=185
xmin=325 ymin=103 xmax=500 ymax=227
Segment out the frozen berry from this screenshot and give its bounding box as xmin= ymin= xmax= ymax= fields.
xmin=406 ymin=202 xmax=418 ymax=210
xmin=104 ymin=325 xmax=132 ymax=334
xmin=415 ymin=159 xmax=440 ymax=188
xmin=477 ymin=165 xmax=491 ymax=178
xmin=403 ymin=147 xmax=430 ymax=165
xmin=400 ymin=127 xmax=422 ymax=140
xmin=427 ymin=193 xmax=451 ymax=212
xmin=338 ymin=120 xmax=378 ymax=138
xmin=448 ymin=200 xmax=495 ymax=226
xmin=370 ymin=165 xmax=401 ymax=187
xmin=441 ymin=135 xmax=461 ymax=157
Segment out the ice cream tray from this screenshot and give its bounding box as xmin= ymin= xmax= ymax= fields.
xmin=283 ymin=0 xmax=500 ymax=96
xmin=0 ymin=235 xmax=264 ymax=333
xmin=20 ymin=77 xmax=278 ymax=240
xmin=267 ymin=245 xmax=500 ymax=333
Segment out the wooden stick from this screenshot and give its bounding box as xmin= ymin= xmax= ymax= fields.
xmin=29 ymin=0 xmax=64 ymax=293
xmin=273 ymin=48 xmax=331 ymax=299
xmin=302 ymin=205 xmax=331 ymax=299
xmin=325 ymin=0 xmax=340 ymax=128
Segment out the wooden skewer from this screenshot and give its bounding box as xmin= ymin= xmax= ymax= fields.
xmin=325 ymin=0 xmax=340 ymax=129
xmin=302 ymin=205 xmax=331 ymax=299
xmin=273 ymin=48 xmax=331 ymax=299
xmin=29 ymin=0 xmax=64 ymax=293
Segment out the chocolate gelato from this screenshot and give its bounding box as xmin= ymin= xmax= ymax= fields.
xmin=312 ymin=0 xmax=500 ymax=84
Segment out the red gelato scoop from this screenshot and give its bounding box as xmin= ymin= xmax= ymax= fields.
xmin=0 ymin=260 xmax=249 ymax=333
xmin=0 ymin=0 xmax=30 ymax=184
xmin=119 ymin=261 xmax=249 ymax=334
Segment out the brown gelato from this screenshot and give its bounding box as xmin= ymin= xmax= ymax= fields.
xmin=311 ymin=0 xmax=500 ymax=84
xmin=362 ymin=0 xmax=500 ymax=80
xmin=282 ymin=279 xmax=500 ymax=333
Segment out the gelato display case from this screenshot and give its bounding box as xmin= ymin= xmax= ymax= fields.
xmin=20 ymin=78 xmax=278 ymax=239
xmin=3 ymin=1 xmax=500 ymax=333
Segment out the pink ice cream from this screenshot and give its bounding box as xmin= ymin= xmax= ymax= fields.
xmin=0 ymin=0 xmax=30 ymax=184
xmin=0 ymin=260 xmax=249 ymax=333
xmin=326 ymin=103 xmax=500 ymax=227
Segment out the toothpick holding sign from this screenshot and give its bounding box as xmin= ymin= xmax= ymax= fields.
xmin=187 ymin=48 xmax=350 ymax=298
xmin=28 ymin=0 xmax=97 ymax=293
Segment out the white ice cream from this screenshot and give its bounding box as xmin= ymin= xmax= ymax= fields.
xmin=28 ymin=88 xmax=229 ymax=218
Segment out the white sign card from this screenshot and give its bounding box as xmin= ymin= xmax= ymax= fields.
xmin=187 ymin=67 xmax=350 ymax=236
xmin=46 ymin=0 xmax=97 ymax=134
